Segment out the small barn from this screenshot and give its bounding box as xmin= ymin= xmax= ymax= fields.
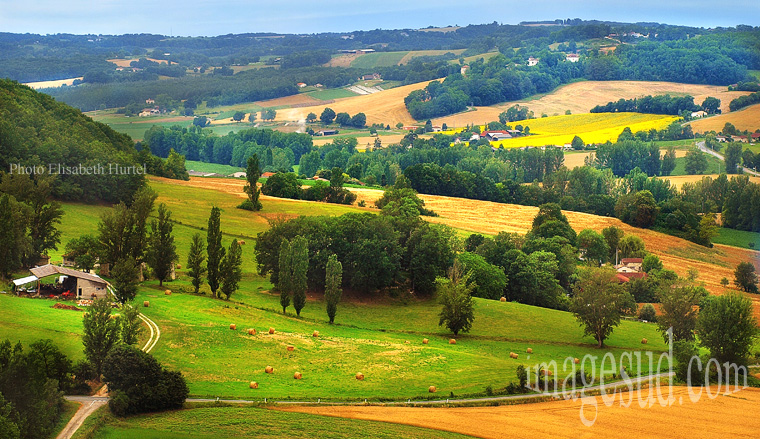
xmin=16 ymin=264 xmax=109 ymax=299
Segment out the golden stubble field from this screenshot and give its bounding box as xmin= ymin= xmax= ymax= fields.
xmin=689 ymin=104 xmax=760 ymax=133
xmin=167 ymin=177 xmax=760 ymax=321
xmin=278 ymin=387 xmax=760 ymax=439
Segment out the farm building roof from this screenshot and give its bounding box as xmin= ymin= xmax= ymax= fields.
xmin=29 ymin=264 xmax=106 ymax=285
xmin=12 ymin=275 xmax=38 ymax=286
xmin=620 ymin=258 xmax=643 ymax=264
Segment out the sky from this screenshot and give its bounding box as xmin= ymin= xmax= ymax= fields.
xmin=2 ymin=0 xmax=758 ymax=36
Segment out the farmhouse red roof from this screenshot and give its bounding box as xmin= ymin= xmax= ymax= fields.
xmin=620 ymin=258 xmax=643 ymax=264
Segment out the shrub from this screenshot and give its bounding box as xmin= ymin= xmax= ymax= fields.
xmin=237 ymin=199 xmax=257 ymax=211
xmin=639 ymin=303 xmax=657 ymax=322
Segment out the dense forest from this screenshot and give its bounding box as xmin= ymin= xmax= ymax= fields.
xmin=0 ymin=79 xmax=144 ymax=203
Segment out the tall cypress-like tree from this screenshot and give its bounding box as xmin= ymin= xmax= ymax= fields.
xmin=291 ymin=236 xmax=309 ymax=316
xmin=244 ymin=154 xmax=263 ymax=211
xmin=82 ymin=298 xmax=121 ymax=376
xmin=111 ymin=257 xmax=139 ymax=303
xmin=220 ymin=240 xmax=243 ymax=300
xmin=146 ymin=203 xmax=177 ymax=286
xmin=278 ymin=239 xmax=292 ymax=313
xmin=187 ymin=233 xmax=207 ymax=294
xmin=324 ymin=254 xmax=343 ymax=323
xmin=206 ymin=207 xmax=225 ymax=298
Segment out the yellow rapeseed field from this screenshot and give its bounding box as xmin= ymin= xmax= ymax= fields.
xmin=488 ymin=113 xmax=679 ymax=149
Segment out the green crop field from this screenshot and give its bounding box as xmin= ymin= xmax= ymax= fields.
xmin=185 ymin=160 xmax=244 ymax=175
xmin=350 ymin=52 xmax=409 ymax=69
xmin=73 ymin=404 xmax=471 ymax=439
xmin=669 ymin=154 xmax=724 ymax=176
xmin=306 ymin=88 xmax=360 ymax=100
xmin=713 ymin=227 xmax=760 ymax=250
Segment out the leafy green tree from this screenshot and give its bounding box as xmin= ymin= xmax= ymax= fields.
xmin=350 ymin=113 xmax=366 ymax=128
xmin=456 ymin=252 xmax=507 ymax=300
xmin=615 ymin=190 xmax=658 ymax=228
xmin=320 ymin=107 xmax=336 ymax=125
xmin=734 ymin=261 xmax=759 ymax=293
xmin=187 ymin=233 xmax=207 ymax=294
xmin=102 ymin=345 xmax=188 ymax=416
xmin=724 ymin=143 xmax=743 ymax=174
xmin=602 ymin=226 xmax=624 ymax=263
xmin=722 ymin=122 xmax=737 ymax=136
xmin=206 ymin=207 xmax=225 ymax=297
xmin=571 ymin=135 xmax=584 ymax=150
xmin=219 ymin=240 xmax=243 ymax=300
xmin=82 ymin=298 xmax=120 ymax=376
xmin=618 ymin=235 xmax=646 ymax=259
xmin=241 ymin=154 xmax=263 ymax=211
xmin=278 ymin=239 xmax=292 ymax=313
xmin=661 ymin=145 xmax=677 ymax=176
xmin=0 ymin=393 xmax=20 ymax=439
xmin=0 ymin=194 xmax=28 ymax=280
xmin=701 ymin=96 xmax=720 ymax=114
xmin=657 ymin=282 xmax=706 ymax=342
xmin=298 ymin=151 xmax=322 ymax=178
xmin=146 ymin=204 xmax=177 ymax=287
xmin=261 ymin=172 xmax=302 ymax=199
xmin=577 ymin=229 xmax=609 ymax=266
xmin=641 ymin=254 xmax=663 ymax=273
xmin=407 ymin=224 xmax=456 ymax=295
xmin=64 ymin=234 xmax=99 ymax=272
xmin=291 ymin=236 xmax=309 ymax=316
xmin=697 ymin=292 xmax=758 ymax=366
xmin=684 ymin=147 xmax=708 ymax=175
xmin=639 ymin=303 xmax=657 ymax=322
xmin=571 ymin=268 xmax=633 ymax=348
xmin=324 ymin=254 xmax=343 ymax=323
xmin=98 ymin=186 xmax=157 ymax=267
xmin=232 ymin=111 xmax=245 ymax=122
xmin=437 ymin=260 xmax=475 ymax=336
xmin=306 ymin=112 xmax=317 ymax=123
xmin=248 ymin=112 xmax=256 ymax=124
xmin=119 ymin=304 xmax=143 ymax=345
xmin=335 ymin=112 xmax=351 ymax=126
xmin=111 ymin=257 xmax=139 ymax=304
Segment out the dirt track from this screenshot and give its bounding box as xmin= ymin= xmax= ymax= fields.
xmin=278 ymin=387 xmax=760 ymax=439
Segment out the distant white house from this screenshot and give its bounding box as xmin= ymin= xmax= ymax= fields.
xmin=565 ymin=54 xmax=579 ymax=63
xmin=691 ymin=110 xmax=707 ymax=119
xmin=527 ymin=57 xmax=539 ymax=66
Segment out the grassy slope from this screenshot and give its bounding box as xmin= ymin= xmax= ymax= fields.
xmin=5 ymin=177 xmax=667 ymax=401
xmin=713 ymin=227 xmax=760 ymax=250
xmin=669 ymin=154 xmax=724 ymax=176
xmin=350 ymin=52 xmax=409 ymax=69
xmin=75 ymin=405 xmax=472 ymax=439
xmin=185 ymin=160 xmax=244 ymax=175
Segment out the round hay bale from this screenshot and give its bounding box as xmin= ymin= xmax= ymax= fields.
xmin=164 ymin=290 xmax=171 ymax=295
xmin=294 ymin=372 xmax=302 ymax=380
xmin=574 ymin=358 xmax=580 ymax=364
xmin=428 ymin=386 xmax=436 ymax=393
xmin=312 ymin=331 xmax=319 ymax=337
xmin=449 ymin=339 xmax=456 ymax=345
xmin=422 ymin=338 xmax=429 ymax=344
xmin=230 ymin=324 xmax=237 ymax=330
xmin=265 ymin=366 xmax=274 ymax=374
xmin=249 ymin=381 xmax=258 ymax=389
xmin=268 ymin=327 xmax=275 ymax=334
xmin=247 ymin=328 xmax=256 ymax=335
xmin=286 ymin=345 xmax=295 ymax=352
xmin=641 ymin=338 xmax=648 ymax=344
xmin=143 ymin=301 xmax=150 ymax=307
xmin=510 ymin=352 xmax=518 ymax=359
xmin=542 ymin=369 xmax=553 ymax=376
xmin=175 ymin=264 xmax=182 ymax=269
xmin=238 ymin=240 xmax=246 ymax=245
xmin=526 ymin=348 xmax=533 ymax=354
xmin=355 ymin=372 xmax=364 ymax=381
xmin=500 ymin=297 xmax=506 ymax=302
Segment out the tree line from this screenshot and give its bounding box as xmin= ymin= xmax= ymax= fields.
xmin=590 ymin=94 xmax=719 ymax=116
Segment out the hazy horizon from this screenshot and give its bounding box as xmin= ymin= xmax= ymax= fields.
xmin=1 ymin=0 xmax=758 ymax=37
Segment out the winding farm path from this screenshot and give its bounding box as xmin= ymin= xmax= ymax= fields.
xmin=697 ymin=140 xmax=760 ymax=176
xmin=57 ymin=288 xmax=161 ymax=439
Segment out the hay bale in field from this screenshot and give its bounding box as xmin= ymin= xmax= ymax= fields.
xmin=542 ymin=369 xmax=553 ymax=376
xmin=286 ymin=345 xmax=295 ymax=352
xmin=355 ymin=372 xmax=364 ymax=381
xmin=238 ymin=240 xmax=246 ymax=245
xmin=312 ymin=330 xmax=319 ymax=337
xmin=230 ymin=324 xmax=237 ymax=330
xmin=422 ymin=338 xmax=429 ymax=344
xmin=526 ymin=348 xmax=533 ymax=354
xmin=574 ymin=358 xmax=580 ymax=364
xmin=449 ymin=339 xmax=456 ymax=345
xmin=164 ymin=289 xmax=171 ymax=295
xmin=641 ymin=338 xmax=648 ymax=344
xmin=247 ymin=328 xmax=257 ymax=335
xmin=428 ymin=386 xmax=436 ymax=393
xmin=143 ymin=301 xmax=149 ymax=307
xmin=294 ymin=372 xmax=302 ymax=380
xmin=175 ymin=264 xmax=181 ymax=269
xmin=500 ymin=297 xmax=506 ymax=302
xmin=249 ymin=381 xmax=258 ymax=389
xmin=269 ymin=327 xmax=275 ymax=334
xmin=265 ymin=366 xmax=274 ymax=374
xmin=510 ymin=352 xmax=518 ymax=359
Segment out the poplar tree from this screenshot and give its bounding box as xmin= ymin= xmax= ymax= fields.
xmin=244 ymin=154 xmax=263 ymax=211
xmin=291 ymin=236 xmax=309 ymax=316
xmin=206 ymin=207 xmax=225 ymax=298
xmin=146 ymin=203 xmax=177 ymax=286
xmin=278 ymin=239 xmax=292 ymax=313
xmin=324 ymin=254 xmax=343 ymax=323
xmin=220 ymin=240 xmax=243 ymax=300
xmin=187 ymin=233 xmax=207 ymax=294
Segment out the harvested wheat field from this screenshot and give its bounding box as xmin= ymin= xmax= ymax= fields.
xmin=565 ymin=149 xmax=688 ymax=170
xmin=107 ymin=57 xmax=168 ymax=67
xmin=275 ymin=80 xmax=440 ymax=126
xmin=278 ymin=387 xmax=760 ymax=439
xmin=659 ymin=174 xmax=760 ymax=189
xmin=325 ymin=53 xmax=363 ymax=68
xmin=690 ymin=104 xmax=760 ymax=133
xmin=432 ymin=106 xmax=507 ymax=128
xmin=23 ymin=77 xmax=82 ymax=89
